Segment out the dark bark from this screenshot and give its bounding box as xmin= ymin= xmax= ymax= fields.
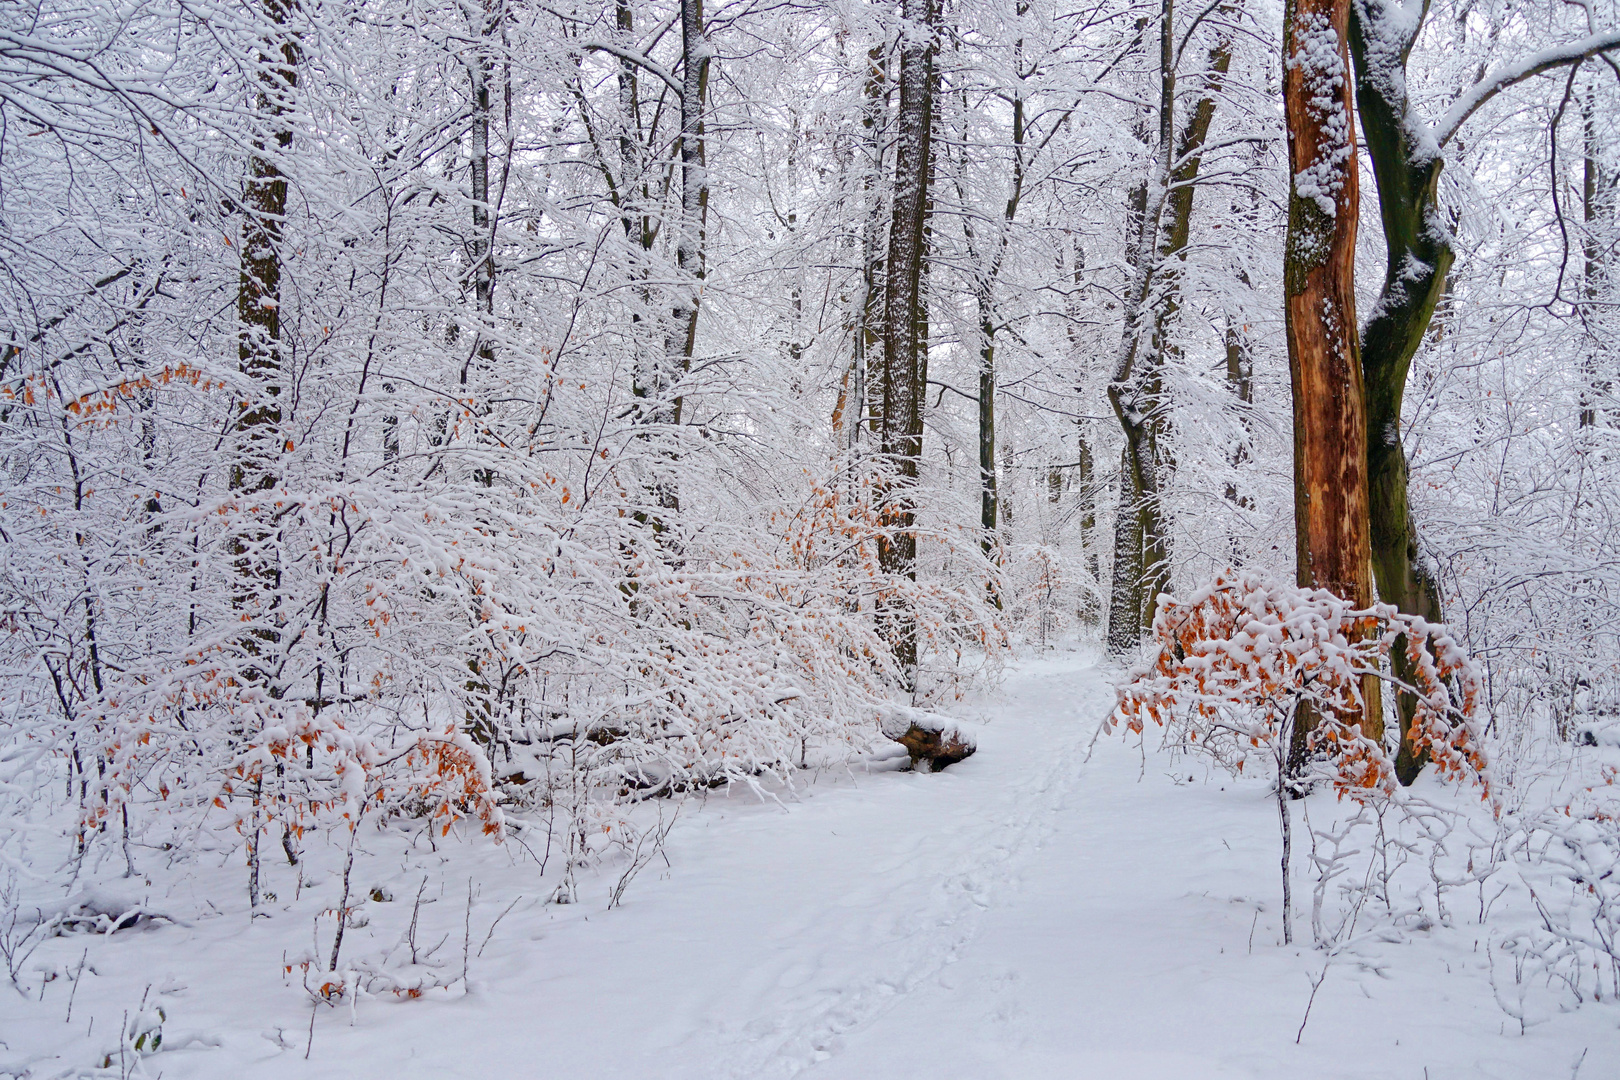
xmin=463 ymin=0 xmax=502 ymax=488
xmin=1349 ymin=0 xmax=1458 ymax=781
xmin=1581 ymin=85 xmax=1614 ymax=428
xmin=668 ymin=0 xmax=711 ymax=428
xmin=1223 ymin=317 xmax=1255 ymax=511
xmin=877 ymin=0 xmax=938 ymax=689
xmin=1075 ymin=434 xmax=1101 ymax=624
xmin=231 ymin=0 xmax=299 ymax=675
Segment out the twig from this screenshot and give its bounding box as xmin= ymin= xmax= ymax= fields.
xmin=461 ymin=879 xmax=473 ymax=989
xmin=477 ymin=896 xmax=523 ymax=959
xmin=327 ymin=819 xmax=360 ymax=974
xmin=1296 ymin=965 xmax=1329 ymax=1044
xmin=64 ymin=948 xmax=87 ymax=1024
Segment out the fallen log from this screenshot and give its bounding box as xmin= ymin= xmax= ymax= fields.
xmin=880 ymin=706 xmax=978 ymax=772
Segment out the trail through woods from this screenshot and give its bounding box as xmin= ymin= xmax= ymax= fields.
xmin=2 ymin=649 xmax=1615 ymax=1078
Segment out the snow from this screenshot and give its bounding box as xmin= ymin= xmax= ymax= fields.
xmin=3 ymin=648 xmax=1615 ymax=1079
xmin=1288 ymin=11 xmax=1353 ymax=220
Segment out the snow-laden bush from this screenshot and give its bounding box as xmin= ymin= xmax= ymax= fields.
xmin=1113 ymin=569 xmax=1490 ymax=942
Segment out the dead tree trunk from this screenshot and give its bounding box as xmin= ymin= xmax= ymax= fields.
xmin=1283 ymin=0 xmax=1381 ymax=754
xmin=877 ymin=0 xmax=938 ymax=690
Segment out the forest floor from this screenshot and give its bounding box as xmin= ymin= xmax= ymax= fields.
xmin=3 ymin=644 xmax=1616 ymax=1079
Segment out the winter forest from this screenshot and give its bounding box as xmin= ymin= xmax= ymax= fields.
xmin=2 ymin=0 xmax=1620 ymax=1073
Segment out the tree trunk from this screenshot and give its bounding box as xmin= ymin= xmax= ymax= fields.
xmin=231 ymin=0 xmax=299 ymax=678
xmin=877 ymin=0 xmax=938 ymax=690
xmin=1104 ymin=5 xmax=1172 ymax=656
xmin=1283 ymin=0 xmax=1381 ymax=751
xmin=1154 ymin=9 xmax=1236 ymax=338
xmin=669 ymin=0 xmax=711 ymax=428
xmin=847 ymin=44 xmax=887 ymax=451
xmin=1347 ymin=0 xmax=1453 ymax=779
xmin=1581 ymin=85 xmax=1614 ymax=428
xmin=1348 ymin=4 xmax=1620 ymax=778
xmin=464 ymin=0 xmax=501 ymax=487
xmin=972 ymin=1 xmax=1028 ymax=566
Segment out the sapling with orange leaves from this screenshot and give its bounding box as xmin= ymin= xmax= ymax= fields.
xmin=1112 ymin=570 xmax=1489 ymax=944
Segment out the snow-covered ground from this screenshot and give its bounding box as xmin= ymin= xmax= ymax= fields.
xmin=3 ymin=647 xmax=1615 ymax=1079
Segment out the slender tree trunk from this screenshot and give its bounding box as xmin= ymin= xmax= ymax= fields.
xmin=1284 ymin=0 xmax=1381 ymax=756
xmin=1065 ymin=239 xmax=1103 ymax=624
xmin=463 ymin=0 xmax=502 ymax=488
xmin=1224 ymin=146 xmax=1262 ymax=519
xmin=1104 ymin=6 xmax=1173 ymax=655
xmin=232 ymin=0 xmax=299 ymax=682
xmin=971 ymin=0 xmax=1028 ymax=569
xmin=845 ymin=44 xmax=887 ymax=451
xmin=1223 ymin=316 xmax=1255 ymax=513
xmin=669 ymin=0 xmax=711 ymax=427
xmin=1154 ymin=9 xmax=1236 ymax=342
xmin=1581 ymin=85 xmax=1614 ymax=428
xmin=877 ymin=0 xmax=938 ymax=690
xmin=469 ymin=5 xmax=495 ymax=370
xmin=1076 ymin=435 xmax=1101 ymax=623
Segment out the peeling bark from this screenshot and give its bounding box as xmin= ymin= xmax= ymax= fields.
xmin=1283 ymin=0 xmax=1381 ymax=750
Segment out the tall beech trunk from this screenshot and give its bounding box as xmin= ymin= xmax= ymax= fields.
xmin=1349 ymin=2 xmax=1620 ymax=780
xmin=877 ymin=0 xmax=938 ymax=689
xmin=1344 ymin=1 xmax=1443 ymax=779
xmin=1105 ymin=0 xmax=1234 ymax=653
xmin=1153 ymin=11 xmax=1236 ymax=348
xmin=468 ymin=4 xmax=495 ymax=374
xmin=668 ymin=0 xmax=711 ymax=427
xmin=1283 ymin=0 xmax=1381 ymax=752
xmin=232 ymin=0 xmax=299 ymax=676
xmin=949 ymin=6 xmax=1026 ymax=594
xmin=970 ymin=0 xmax=1028 ymax=564
xmin=1104 ymin=8 xmax=1172 ymax=656
xmin=232 ymin=0 xmax=299 ymax=909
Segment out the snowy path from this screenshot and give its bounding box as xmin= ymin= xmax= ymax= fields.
xmin=6 ymin=649 xmax=1616 ymax=1078
xmin=298 ymin=653 xmax=1111 ymax=1080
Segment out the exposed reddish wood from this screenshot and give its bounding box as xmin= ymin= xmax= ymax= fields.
xmin=1282 ymin=0 xmax=1381 ymax=744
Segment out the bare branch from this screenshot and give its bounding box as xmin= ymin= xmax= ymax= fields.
xmin=575 ymin=40 xmax=684 ymax=95
xmin=1435 ymin=28 xmax=1620 ymax=148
